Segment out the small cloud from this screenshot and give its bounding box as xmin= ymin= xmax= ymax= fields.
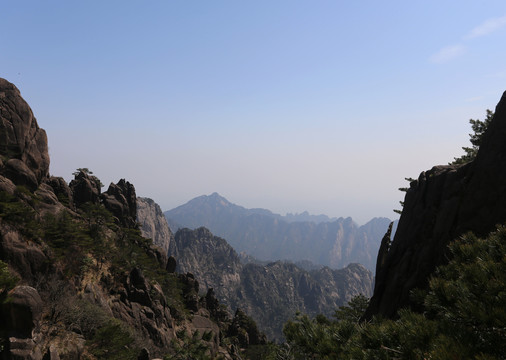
xmin=466 ymin=15 xmax=506 ymax=39
xmin=429 ymin=44 xmax=466 ymax=64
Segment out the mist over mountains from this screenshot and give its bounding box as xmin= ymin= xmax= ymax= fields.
xmin=165 ymin=192 xmax=396 ymax=272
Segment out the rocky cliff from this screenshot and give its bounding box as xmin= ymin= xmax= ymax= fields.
xmin=165 ymin=193 xmax=392 ymax=271
xmin=366 ymin=91 xmax=506 ymax=319
xmin=0 ymin=78 xmax=263 ymax=360
xmin=137 ymin=197 xmax=174 ymax=254
xmin=171 ymin=227 xmax=374 ymax=341
xmin=0 ymin=79 xmax=49 ymax=191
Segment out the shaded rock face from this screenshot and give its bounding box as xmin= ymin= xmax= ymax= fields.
xmin=102 ymin=179 xmax=137 ymax=228
xmin=137 ymin=197 xmax=173 ymax=253
xmin=366 ymin=91 xmax=506 ymax=319
xmin=1 ymin=285 xmax=43 ymax=338
xmin=69 ymin=171 xmax=102 ymax=208
xmin=47 ymin=176 xmax=73 ymax=208
xmin=172 ymin=227 xmax=373 ymax=341
xmin=0 ymin=78 xmax=49 ymax=190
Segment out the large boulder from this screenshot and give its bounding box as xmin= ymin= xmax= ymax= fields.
xmin=366 ymin=91 xmax=506 ymax=318
xmin=0 ymin=78 xmax=49 ymax=190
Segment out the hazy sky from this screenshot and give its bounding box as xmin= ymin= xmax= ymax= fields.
xmin=2 ymin=1 xmax=505 ymax=224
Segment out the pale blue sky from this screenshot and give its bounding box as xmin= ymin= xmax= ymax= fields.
xmin=2 ymin=1 xmax=505 ymax=224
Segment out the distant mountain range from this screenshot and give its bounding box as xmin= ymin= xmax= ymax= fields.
xmin=165 ymin=192 xmax=396 ymax=272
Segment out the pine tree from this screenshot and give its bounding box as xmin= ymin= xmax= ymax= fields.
xmin=452 ymin=109 xmax=494 ymax=164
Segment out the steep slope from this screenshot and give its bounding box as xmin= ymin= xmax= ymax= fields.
xmin=366 ymin=90 xmax=506 ymax=319
xmin=0 ymin=78 xmax=263 ymax=360
xmin=137 ymin=197 xmax=174 ymax=253
xmin=171 ymin=227 xmax=373 ymax=341
xmin=165 ymin=193 xmax=392 ymax=271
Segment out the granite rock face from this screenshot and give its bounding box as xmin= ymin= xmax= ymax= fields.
xmin=137 ymin=197 xmax=174 ymax=253
xmin=0 ymin=78 xmax=49 ymax=190
xmin=366 ymin=91 xmax=506 ymax=319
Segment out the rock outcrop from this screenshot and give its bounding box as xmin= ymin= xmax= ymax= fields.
xmin=366 ymin=91 xmax=506 ymax=319
xmin=68 ymin=170 xmax=102 ymax=208
xmin=137 ymin=197 xmax=174 ymax=253
xmin=102 ymin=178 xmax=138 ymax=228
xmin=0 ymin=79 xmax=49 ymax=191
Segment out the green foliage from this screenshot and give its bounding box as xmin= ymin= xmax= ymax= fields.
xmin=164 ymin=330 xmax=211 ymax=360
xmin=0 ymin=260 xmax=17 ymax=298
xmin=452 ymin=109 xmax=494 ymax=165
xmin=0 ymin=190 xmax=39 ymax=237
xmin=281 ymin=226 xmax=506 ymax=359
xmin=110 ymin=226 xmax=185 ymax=312
xmin=39 ymin=202 xmax=186 ymax=312
xmin=42 ymin=210 xmax=93 ymax=277
xmin=424 ymin=228 xmax=506 ymax=358
xmin=87 ymin=318 xmax=139 ymax=360
xmin=73 ymin=167 xmax=94 ymax=176
xmin=202 ymin=330 xmax=214 ymax=342
xmin=243 ymin=343 xmax=279 ymax=360
xmin=334 ymin=294 xmax=369 ymax=323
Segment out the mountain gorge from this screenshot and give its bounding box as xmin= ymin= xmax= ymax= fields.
xmin=165 ymin=193 xmax=393 ymax=272
xmin=168 ymin=227 xmax=373 ymax=341
xmin=136 ymin=198 xmax=373 ymax=341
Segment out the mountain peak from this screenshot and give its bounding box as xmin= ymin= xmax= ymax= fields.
xmin=207 ymin=192 xmax=230 ymax=205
